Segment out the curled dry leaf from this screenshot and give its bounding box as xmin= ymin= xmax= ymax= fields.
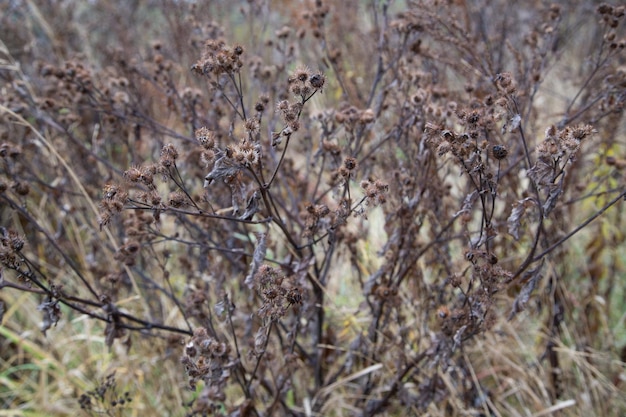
xmin=244 ymin=232 xmax=267 ymax=288
xmin=508 ymin=261 xmax=544 ymax=321
xmin=507 ymin=197 xmax=536 ymax=240
xmin=37 ymin=296 xmax=61 ymax=336
xmin=203 ymin=153 xmax=242 ymax=187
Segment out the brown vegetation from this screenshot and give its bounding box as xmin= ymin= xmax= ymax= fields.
xmin=1 ymin=1 xmax=625 ymax=416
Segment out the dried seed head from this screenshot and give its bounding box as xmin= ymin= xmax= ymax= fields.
xmin=160 ymin=143 xmax=179 ymax=167
xmin=495 ymin=72 xmax=516 ymax=94
xmin=139 ymin=166 xmax=155 ymax=187
xmin=254 ymin=101 xmax=266 ymax=113
xmin=344 ymin=157 xmax=358 ymax=171
xmin=103 ymin=184 xmax=120 ymax=200
xmin=200 ymin=149 xmax=216 ymax=167
xmin=597 ymin=3 xmax=614 ymax=15
xmin=467 ymin=110 xmax=480 ymax=125
xmin=411 ymin=89 xmax=428 ymax=104
xmin=294 ymin=65 xmax=311 ymax=83
xmin=309 ymin=72 xmax=326 ymax=90
xmin=282 ymin=108 xmax=298 ymax=123
xmin=276 ymin=100 xmax=289 ymax=112
xmin=276 ymin=25 xmax=292 ymax=39
xmin=361 ymin=178 xmax=389 ymax=206
xmin=359 ymin=109 xmax=375 ymax=124
xmin=315 ymin=204 xmax=330 ymax=217
xmin=169 ymin=191 xmax=186 ymax=208
xmin=492 ymin=145 xmax=508 ymax=160
xmin=244 ymin=118 xmax=260 ymax=136
xmin=338 ymin=166 xmax=350 ymax=178
xmin=124 ymin=166 xmax=142 ymax=182
xmin=288 ymin=120 xmax=301 ymax=132
xmin=195 ymin=127 xmax=216 ymax=149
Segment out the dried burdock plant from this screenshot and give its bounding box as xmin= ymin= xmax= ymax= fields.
xmin=0 ymin=1 xmax=625 ymax=416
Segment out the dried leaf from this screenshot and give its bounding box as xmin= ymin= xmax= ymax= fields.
xmin=543 ymin=183 xmax=562 ymax=217
xmin=507 ymin=197 xmax=535 ymax=240
xmin=527 ymin=157 xmax=554 ymax=187
xmin=253 ymin=325 xmax=268 ymax=355
xmin=103 ymin=304 xmax=126 ymax=348
xmin=122 ymin=332 xmax=132 ymax=353
xmin=104 ymin=319 xmax=126 ymax=348
xmin=244 ymin=232 xmax=267 ymax=288
xmin=502 ymin=113 xmax=522 ymax=133
xmin=37 ymin=296 xmax=61 ymax=335
xmin=229 ymin=179 xmax=246 ymax=216
xmin=508 ymin=113 xmax=521 ymax=132
xmin=215 ymin=294 xmax=235 ymax=317
xmin=452 ymin=325 xmax=468 ymax=351
xmin=239 ymin=189 xmax=261 ymax=221
xmin=203 ymin=153 xmax=241 ymax=187
xmin=455 ymin=190 xmax=478 ymax=218
xmin=508 ymin=261 xmax=544 ymax=320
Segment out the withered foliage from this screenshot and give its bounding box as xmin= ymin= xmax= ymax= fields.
xmin=1 ymin=1 xmax=625 ymax=416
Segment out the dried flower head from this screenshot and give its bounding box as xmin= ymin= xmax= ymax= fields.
xmin=254 ymin=94 xmax=270 ymax=113
xmin=160 ymin=143 xmax=179 ymax=168
xmin=244 ymin=118 xmax=260 ymax=136
xmin=191 ymin=40 xmax=244 ymax=77
xmin=293 ymin=65 xmax=311 ymax=83
xmin=492 ymin=145 xmax=508 ymax=160
xmin=344 ymin=157 xmax=358 ymax=171
xmin=361 ymin=178 xmax=389 ymax=206
xmin=124 ymin=166 xmax=142 ymax=182
xmin=309 ymin=72 xmax=326 ymax=90
xmin=275 ymin=25 xmax=292 ymax=39
xmin=168 ymin=191 xmax=187 ymax=208
xmin=359 ymin=108 xmax=375 ymax=124
xmin=195 ymin=127 xmax=216 ymax=149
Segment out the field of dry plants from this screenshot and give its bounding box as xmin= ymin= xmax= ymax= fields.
xmin=1 ymin=0 xmax=625 ymax=416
